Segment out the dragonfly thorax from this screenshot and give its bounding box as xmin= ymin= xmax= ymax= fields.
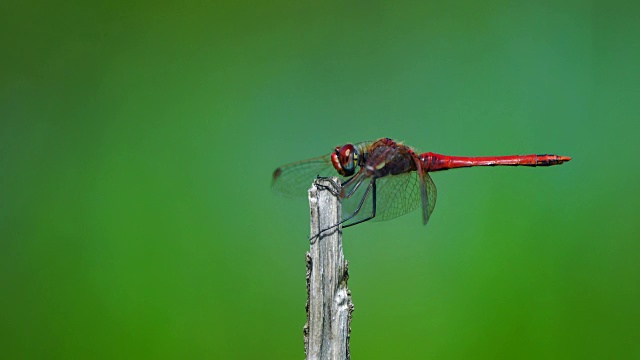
xmin=331 ymin=143 xmax=360 ymax=176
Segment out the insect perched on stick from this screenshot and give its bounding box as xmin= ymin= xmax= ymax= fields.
xmin=273 ymin=137 xmax=571 ymax=233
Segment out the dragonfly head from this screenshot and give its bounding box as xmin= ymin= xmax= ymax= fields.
xmin=331 ymin=143 xmax=359 ymax=177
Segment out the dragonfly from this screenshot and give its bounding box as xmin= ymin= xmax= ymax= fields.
xmin=272 ymin=137 xmax=571 ymax=231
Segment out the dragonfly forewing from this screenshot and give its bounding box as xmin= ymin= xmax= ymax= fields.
xmin=271 ymin=154 xmax=342 ymax=198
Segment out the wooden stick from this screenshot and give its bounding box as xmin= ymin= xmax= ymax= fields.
xmin=304 ymin=178 xmax=354 ymax=360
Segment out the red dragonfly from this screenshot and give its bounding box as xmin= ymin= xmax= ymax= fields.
xmin=272 ymin=138 xmax=571 ymax=229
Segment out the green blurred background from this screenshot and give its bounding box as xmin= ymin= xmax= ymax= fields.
xmin=2 ymin=1 xmax=639 ymax=359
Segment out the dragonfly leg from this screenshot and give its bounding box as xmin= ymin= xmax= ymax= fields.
xmin=310 ymin=178 xmax=374 ymax=240
xmin=314 ymin=176 xmax=341 ymax=197
xmin=314 ymin=173 xmax=363 ymax=198
xmin=342 ymin=172 xmax=366 ymax=199
xmin=343 ymin=179 xmax=377 ymax=228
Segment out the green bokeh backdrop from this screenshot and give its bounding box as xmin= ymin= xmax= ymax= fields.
xmin=2 ymin=1 xmax=639 ymax=359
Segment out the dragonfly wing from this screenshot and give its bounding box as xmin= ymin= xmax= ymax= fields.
xmin=420 ymin=172 xmax=437 ymax=225
xmin=272 ymin=154 xmax=342 ymax=198
xmin=370 ymin=172 xmax=421 ymax=222
xmin=367 ymin=171 xmax=437 ymax=223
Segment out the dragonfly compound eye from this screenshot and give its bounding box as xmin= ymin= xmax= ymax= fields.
xmin=331 ymin=144 xmax=358 ymax=176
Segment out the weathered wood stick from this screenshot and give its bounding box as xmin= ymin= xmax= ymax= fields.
xmin=304 ymin=178 xmax=354 ymax=360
